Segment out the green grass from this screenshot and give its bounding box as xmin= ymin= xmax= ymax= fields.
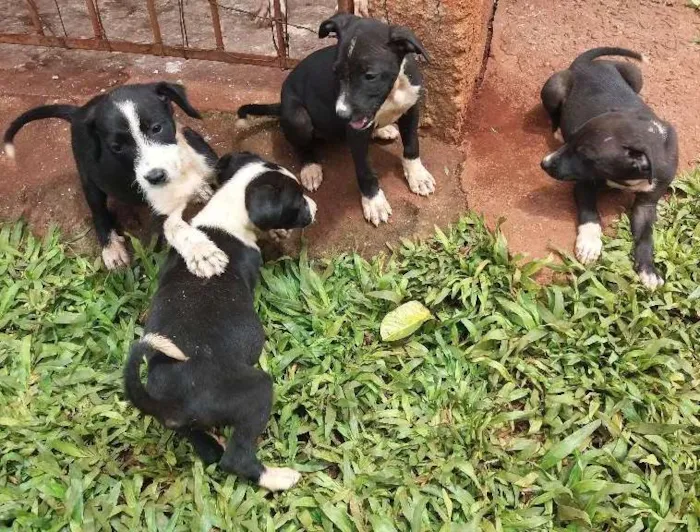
xmin=1 ymin=171 xmax=700 ymax=531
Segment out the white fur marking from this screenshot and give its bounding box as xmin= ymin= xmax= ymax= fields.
xmin=348 ymin=37 xmax=357 ymax=58
xmin=361 ymin=189 xmax=392 ymax=226
xmin=101 ymin=231 xmax=130 ymax=270
xmin=4 ymin=143 xmax=15 ymax=160
xmin=305 ymin=195 xmax=317 ymax=222
xmin=553 ymin=129 xmax=564 ymax=143
xmin=649 ymin=120 xmax=667 ymax=139
xmin=606 ymin=179 xmax=655 ymax=193
xmin=374 ymin=59 xmax=421 ymax=129
xmin=603 ymin=136 xmax=614 ymax=143
xmin=639 ymin=270 xmax=664 ymax=290
xmin=372 ymin=124 xmax=400 ymax=141
xmin=575 ymin=222 xmax=602 ymax=264
xmin=335 ymin=92 xmax=351 ymax=118
xmin=402 ymin=157 xmax=436 ymax=196
xmin=142 ymin=333 xmax=189 ymax=361
xmin=258 ymin=467 xmax=301 ymax=491
xmin=300 ymin=163 xmax=323 ymax=191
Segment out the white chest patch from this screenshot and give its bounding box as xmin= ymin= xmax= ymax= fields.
xmin=373 ymin=60 xmax=421 ymax=129
xmin=606 ymin=179 xmax=655 ymax=193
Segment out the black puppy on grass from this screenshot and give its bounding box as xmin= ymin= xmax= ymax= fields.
xmin=237 ymin=14 xmax=434 ymax=226
xmin=124 ymin=152 xmax=317 ymax=491
xmin=540 ymin=47 xmax=678 ymax=289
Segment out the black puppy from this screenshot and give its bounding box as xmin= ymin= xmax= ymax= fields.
xmin=540 ymin=47 xmax=678 ymax=289
xmin=4 ymin=82 xmax=228 ymax=277
xmin=237 ymin=14 xmax=435 ymax=226
xmin=124 ymin=152 xmax=316 ymax=490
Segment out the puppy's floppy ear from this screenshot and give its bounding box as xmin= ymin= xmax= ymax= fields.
xmin=319 ymin=13 xmax=355 ymax=39
xmin=389 ymin=25 xmax=429 ymax=62
xmin=246 ymin=183 xmax=283 ymax=231
xmin=623 ymin=145 xmax=654 ymax=184
xmin=154 ymin=82 xmax=202 ymax=119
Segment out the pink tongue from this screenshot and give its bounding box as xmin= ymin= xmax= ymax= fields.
xmin=350 ymin=117 xmax=368 ymax=130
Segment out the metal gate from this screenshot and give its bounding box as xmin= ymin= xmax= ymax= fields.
xmin=0 ymin=0 xmax=355 ymax=69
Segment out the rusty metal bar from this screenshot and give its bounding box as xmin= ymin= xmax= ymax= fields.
xmin=84 ymin=0 xmax=104 ymax=40
xmin=145 ymin=0 xmax=164 ymax=54
xmin=271 ymin=0 xmax=287 ymax=68
xmin=24 ymin=0 xmax=44 ymax=36
xmin=0 ymin=33 xmax=299 ymax=68
xmin=336 ymin=0 xmax=354 ymax=13
xmin=208 ymin=0 xmax=225 ymax=51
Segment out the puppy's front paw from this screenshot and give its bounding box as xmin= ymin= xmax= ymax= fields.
xmin=373 ymin=124 xmax=400 ymax=141
xmin=268 ymin=228 xmax=291 ymax=242
xmin=575 ymin=222 xmax=602 ymax=264
xmin=300 ymin=163 xmax=323 ymax=192
xmin=185 ymin=240 xmax=229 ymax=278
xmin=362 ymin=189 xmax=392 ymax=226
xmin=258 ymin=466 xmax=301 ymax=492
xmin=638 ymin=267 xmax=664 ymax=290
xmin=102 ymin=232 xmax=130 ymax=270
xmin=402 ymin=158 xmax=436 ymax=196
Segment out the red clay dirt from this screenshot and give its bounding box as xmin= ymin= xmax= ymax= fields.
xmin=463 ymin=0 xmax=700 ymax=262
xmin=0 ymin=44 xmax=466 ymax=258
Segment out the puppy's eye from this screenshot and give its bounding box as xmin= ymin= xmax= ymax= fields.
xmin=110 ymin=143 xmax=123 ymax=153
xmin=151 ymin=123 xmax=163 ymax=134
xmin=364 ymin=72 xmax=377 ymax=81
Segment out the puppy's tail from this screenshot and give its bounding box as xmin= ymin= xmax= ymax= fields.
xmin=236 ymin=103 xmax=281 ymax=128
xmin=124 ymin=337 xmax=187 ymax=420
xmin=3 ymin=104 xmax=78 ymax=160
xmin=571 ymin=47 xmax=645 ymax=68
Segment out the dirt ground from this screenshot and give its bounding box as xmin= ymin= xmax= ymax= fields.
xmin=463 ymin=0 xmax=700 ymax=261
xmin=0 ymin=0 xmax=699 ymax=262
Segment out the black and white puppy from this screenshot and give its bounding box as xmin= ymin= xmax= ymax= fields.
xmin=540 ymin=47 xmax=678 ymax=289
xmin=237 ymin=14 xmax=434 ymax=226
xmin=3 ymin=82 xmax=227 ymax=277
xmin=124 ymin=152 xmax=316 ymax=491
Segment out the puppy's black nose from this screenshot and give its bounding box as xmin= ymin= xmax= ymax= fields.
xmin=145 ymin=169 xmax=167 ymax=185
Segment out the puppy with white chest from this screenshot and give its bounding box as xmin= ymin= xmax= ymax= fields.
xmin=4 ymin=82 xmax=227 ymax=277
xmin=124 ymin=152 xmax=316 ymax=491
xmin=237 ymin=14 xmax=435 ymax=226
xmin=540 ymin=47 xmax=678 ymax=289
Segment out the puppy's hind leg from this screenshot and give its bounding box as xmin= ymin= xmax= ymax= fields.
xmin=218 ymin=367 xmax=301 ymax=491
xmin=81 ymin=179 xmax=130 ymax=270
xmin=541 ymin=70 xmax=571 ymax=134
xmin=281 ymin=100 xmax=323 ymax=192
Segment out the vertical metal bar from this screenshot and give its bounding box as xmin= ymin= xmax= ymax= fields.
xmin=336 ymin=0 xmax=354 ymax=13
xmin=146 ymin=0 xmax=164 ymax=54
xmin=208 ymin=0 xmax=225 ymax=51
xmin=24 ymin=0 xmax=44 ymax=35
xmin=84 ymin=0 xmax=104 ymax=40
xmin=271 ymin=0 xmax=287 ymax=68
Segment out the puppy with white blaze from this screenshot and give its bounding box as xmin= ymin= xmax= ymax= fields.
xmin=124 ymin=152 xmax=316 ymax=491
xmin=237 ymin=14 xmax=434 ymax=227
xmin=3 ymin=82 xmax=227 ymax=278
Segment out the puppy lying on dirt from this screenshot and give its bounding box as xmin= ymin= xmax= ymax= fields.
xmin=124 ymin=152 xmax=316 ymax=490
xmin=540 ymin=47 xmax=678 ymax=289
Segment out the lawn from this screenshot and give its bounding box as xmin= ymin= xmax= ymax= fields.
xmin=1 ymin=171 xmax=699 ymax=531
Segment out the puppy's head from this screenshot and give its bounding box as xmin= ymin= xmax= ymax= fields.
xmin=319 ymin=14 xmax=428 ymax=131
xmin=216 ymin=153 xmax=316 ymax=231
xmin=96 ymin=82 xmax=201 ymax=190
xmin=541 ymin=112 xmax=670 ymax=187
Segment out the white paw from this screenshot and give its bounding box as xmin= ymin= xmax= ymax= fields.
xmin=300 ymin=163 xmax=323 ymax=192
xmin=268 ymin=228 xmax=291 ymax=242
xmin=402 ymin=158 xmax=436 ymax=196
xmin=101 ymin=232 xmax=130 ymax=270
xmin=362 ymin=189 xmax=392 ymax=226
xmin=195 ymin=183 xmax=214 ymax=203
xmin=638 ymin=269 xmax=664 ymax=290
xmin=185 ymin=240 xmax=229 ymax=278
xmin=575 ymin=222 xmax=602 ymax=264
xmin=373 ymin=124 xmax=400 ymax=141
xmin=553 ymin=129 xmax=564 ymax=143
xmin=258 ymin=466 xmax=301 ymax=492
